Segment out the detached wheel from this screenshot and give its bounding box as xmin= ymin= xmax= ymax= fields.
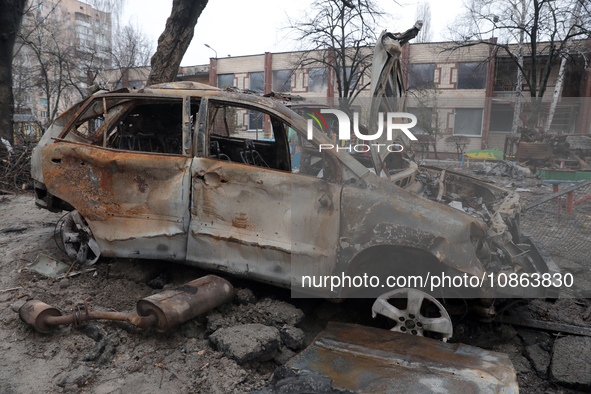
xmin=372 ymin=288 xmax=453 ymax=342
xmin=61 ymin=210 xmax=101 ymax=265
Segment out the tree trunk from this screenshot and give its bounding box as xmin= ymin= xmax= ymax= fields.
xmin=0 ymin=0 xmax=26 ymax=145
xmin=146 ymin=0 xmax=209 ymax=86
xmin=545 ymin=0 xmax=582 ymax=134
xmin=511 ymin=0 xmax=526 ymax=136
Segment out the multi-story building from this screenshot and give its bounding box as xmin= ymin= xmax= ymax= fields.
xmin=103 ymin=38 xmax=591 ymax=157
xmin=13 ymin=0 xmax=112 ymax=134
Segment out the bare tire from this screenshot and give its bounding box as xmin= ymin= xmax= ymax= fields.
xmin=372 ymin=288 xmax=453 ymax=342
xmin=61 ymin=210 xmax=101 ymax=265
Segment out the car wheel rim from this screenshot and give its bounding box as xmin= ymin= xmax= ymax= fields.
xmin=61 ymin=210 xmax=100 ymax=266
xmin=371 ymin=288 xmax=453 ymax=342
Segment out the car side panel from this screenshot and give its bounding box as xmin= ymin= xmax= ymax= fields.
xmin=41 ymin=142 xmax=192 ymax=261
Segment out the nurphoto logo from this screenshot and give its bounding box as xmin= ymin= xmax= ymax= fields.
xmin=305 ymin=108 xmax=418 ymax=153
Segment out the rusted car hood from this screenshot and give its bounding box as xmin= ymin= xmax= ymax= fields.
xmin=286 ymin=322 xmax=518 ymax=393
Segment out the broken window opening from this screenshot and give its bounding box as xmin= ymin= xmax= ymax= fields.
xmin=207 ymin=103 xmax=289 ymax=172
xmin=67 ymin=98 xmax=192 ymax=156
xmin=457 ymin=62 xmax=487 ymax=90
xmin=407 ymin=63 xmax=435 ymax=90
xmin=217 ymin=74 xmax=234 ymax=89
xmin=308 ymin=68 xmax=328 ymax=93
xmin=272 ymin=70 xmax=292 ymax=93
xmin=249 ymin=72 xmax=264 ymax=93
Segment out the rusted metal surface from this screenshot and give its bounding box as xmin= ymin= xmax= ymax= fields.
xmin=41 ymin=142 xmax=192 ymax=261
xmin=17 ymin=300 xmax=62 ymax=334
xmin=30 ymin=82 xmax=555 ymax=300
xmin=287 ymin=322 xmax=519 ymax=393
xmin=15 ymin=275 xmax=234 ymax=333
xmin=137 ymin=275 xmax=234 ymax=331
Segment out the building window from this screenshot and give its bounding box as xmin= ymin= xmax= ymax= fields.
xmin=249 ymin=72 xmax=264 ymax=93
xmin=217 ymin=74 xmax=234 ymax=89
xmin=453 ymin=108 xmax=482 ymax=136
xmin=494 ymin=58 xmax=518 ymax=91
xmin=272 ymin=70 xmax=292 ymax=93
xmin=457 ymin=62 xmax=487 ymax=89
xmin=407 ymin=63 xmax=435 ymax=89
xmin=40 ymin=98 xmax=48 ymax=106
xmin=308 ymin=67 xmax=327 ymax=92
xmin=41 ymin=111 xmax=48 ymax=118
xmin=248 ymin=110 xmax=264 ymax=130
xmin=490 ymin=104 xmax=514 ymax=133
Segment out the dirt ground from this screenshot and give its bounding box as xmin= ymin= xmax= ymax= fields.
xmin=1 ymin=168 xmax=590 ymax=393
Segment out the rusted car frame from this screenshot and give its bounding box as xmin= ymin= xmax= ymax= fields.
xmin=32 ymin=82 xmax=557 ymax=309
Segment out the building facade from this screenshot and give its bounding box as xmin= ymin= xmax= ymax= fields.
xmin=102 ymin=39 xmax=591 ymax=158
xmin=13 ymin=0 xmax=112 ymax=133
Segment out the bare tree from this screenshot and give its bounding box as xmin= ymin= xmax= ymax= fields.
xmin=449 ymin=0 xmax=591 ymax=134
xmin=0 ymin=0 xmax=27 ymax=144
xmin=108 ymin=23 xmax=153 ymax=89
xmin=287 ymin=0 xmax=389 ymax=112
xmin=147 ymin=0 xmax=209 ymax=86
xmin=545 ymin=0 xmax=583 ymax=133
xmin=409 ymin=88 xmax=444 ymax=158
xmin=415 ymin=1 xmax=432 ymax=43
xmin=16 ymin=2 xmax=73 ymax=127
xmin=446 ymin=135 xmax=470 ymax=160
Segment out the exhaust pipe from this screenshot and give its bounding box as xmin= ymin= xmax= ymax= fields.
xmin=13 ymin=275 xmax=234 ymax=333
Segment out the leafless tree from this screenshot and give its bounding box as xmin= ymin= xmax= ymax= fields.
xmin=286 ymin=0 xmax=390 ymax=112
xmin=16 ymin=2 xmax=73 ymax=127
xmin=108 ymin=23 xmax=153 ymax=89
xmin=445 ymin=135 xmax=470 ymax=160
xmin=409 ymin=88 xmax=444 ymax=158
xmin=415 ymin=1 xmax=432 ymax=43
xmin=147 ymin=0 xmax=209 ymax=86
xmin=448 ymin=0 xmax=591 ymax=134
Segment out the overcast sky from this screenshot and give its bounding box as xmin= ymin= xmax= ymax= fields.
xmin=122 ymin=0 xmax=464 ymax=67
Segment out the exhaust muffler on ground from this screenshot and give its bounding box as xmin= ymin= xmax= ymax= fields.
xmin=12 ymin=275 xmax=234 ymax=333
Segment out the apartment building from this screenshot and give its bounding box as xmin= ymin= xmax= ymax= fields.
xmin=13 ymin=0 xmax=112 ymax=133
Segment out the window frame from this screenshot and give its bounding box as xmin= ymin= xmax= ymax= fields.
xmin=217 ymin=73 xmax=234 ymax=89
xmin=453 ymin=108 xmax=483 ymax=137
xmin=457 ymin=62 xmax=487 ymax=90
xmin=407 ymin=63 xmax=435 ymax=90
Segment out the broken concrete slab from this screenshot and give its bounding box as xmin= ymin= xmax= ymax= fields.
xmin=524 ymin=344 xmax=550 ymax=378
xmin=550 ymin=335 xmax=591 ymax=389
xmin=280 ymin=325 xmax=305 ymax=350
xmin=209 ymin=323 xmax=281 ymax=364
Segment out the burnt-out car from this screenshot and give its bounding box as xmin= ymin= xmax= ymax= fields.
xmin=31 ymin=82 xmax=558 ymax=339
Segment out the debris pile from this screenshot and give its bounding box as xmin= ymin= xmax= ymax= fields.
xmin=0 ymin=143 xmax=33 ymax=193
xmin=477 ymin=160 xmax=532 ymax=179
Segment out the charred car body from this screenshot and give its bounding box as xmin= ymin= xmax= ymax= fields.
xmin=31 ymin=80 xmax=557 ymax=300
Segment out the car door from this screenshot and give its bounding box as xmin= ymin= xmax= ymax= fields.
xmin=185 ymin=99 xmax=342 ymax=287
xmin=41 ymin=96 xmax=193 ymax=261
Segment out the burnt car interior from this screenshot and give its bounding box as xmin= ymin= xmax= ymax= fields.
xmin=207 ymin=103 xmax=291 ymax=171
xmin=69 ymin=98 xmax=192 ymax=156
